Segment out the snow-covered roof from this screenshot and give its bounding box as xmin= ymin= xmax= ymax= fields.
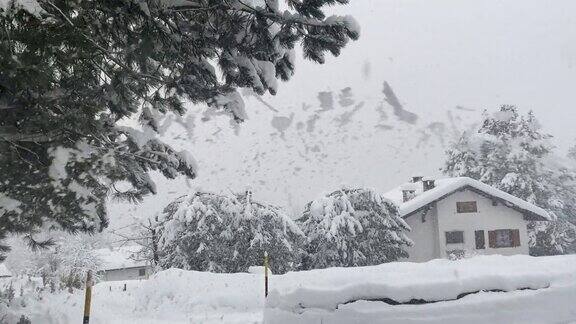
xmin=0 ymin=263 xmax=12 ymax=277
xmin=384 ymin=177 xmax=551 ymax=221
xmin=94 ymin=246 xmax=148 ymax=271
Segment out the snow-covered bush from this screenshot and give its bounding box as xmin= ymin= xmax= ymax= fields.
xmin=4 ymin=235 xmax=102 ymax=291
xmin=155 ymin=191 xmax=304 ymax=274
xmin=0 ymin=275 xmax=51 ymax=324
xmin=54 ymin=236 xmax=102 ymax=290
xmin=298 ymin=187 xmax=412 ymax=269
xmin=447 ymin=249 xmax=480 ymax=261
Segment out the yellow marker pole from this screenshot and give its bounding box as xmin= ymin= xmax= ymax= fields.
xmin=83 ymin=271 xmax=93 ymax=324
xmin=264 ymin=251 xmax=269 ymax=298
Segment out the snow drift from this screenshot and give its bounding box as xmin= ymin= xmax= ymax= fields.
xmin=263 ymin=255 xmax=576 ymax=324
xmin=2 ymin=255 xmax=575 ymax=323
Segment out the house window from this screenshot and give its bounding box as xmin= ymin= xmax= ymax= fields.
xmin=138 ymin=268 xmax=146 ymax=276
xmin=456 ymin=201 xmax=477 ymax=213
xmin=445 ymin=231 xmax=464 ymax=244
xmin=475 ymin=230 xmax=485 ymax=249
xmin=488 ymin=229 xmax=520 ymax=248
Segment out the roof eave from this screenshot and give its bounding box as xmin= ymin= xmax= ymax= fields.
xmin=100 ymin=264 xmax=149 ymax=272
xmin=400 ymin=185 xmax=550 ymax=221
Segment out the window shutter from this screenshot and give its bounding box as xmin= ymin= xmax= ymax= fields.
xmin=511 ymin=229 xmax=520 ymax=247
xmin=488 ymin=230 xmax=496 ymax=248
xmin=475 ymin=230 xmax=485 ymax=249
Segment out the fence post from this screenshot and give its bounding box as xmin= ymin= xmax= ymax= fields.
xmin=82 ymin=271 xmax=93 ymax=324
xmin=264 ymin=251 xmax=269 ymax=298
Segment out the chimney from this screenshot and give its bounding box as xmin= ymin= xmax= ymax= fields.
xmin=412 ymin=176 xmax=423 ymax=183
xmin=402 ymin=189 xmax=416 ymax=202
xmin=423 ymin=179 xmax=435 ymax=191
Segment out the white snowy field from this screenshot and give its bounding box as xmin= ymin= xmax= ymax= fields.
xmin=4 ymin=255 xmax=576 ymax=324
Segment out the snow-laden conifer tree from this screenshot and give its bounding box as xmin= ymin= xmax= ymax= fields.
xmin=298 ymin=187 xmax=412 ymax=269
xmin=0 ymin=0 xmax=358 ymax=256
xmin=444 ymin=105 xmax=576 ymax=255
xmin=155 ymin=190 xmax=303 ymax=274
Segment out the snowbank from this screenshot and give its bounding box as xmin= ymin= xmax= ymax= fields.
xmin=3 ymin=255 xmax=575 ymax=323
xmin=1 ymin=268 xmax=266 ymax=324
xmin=264 ymin=255 xmax=576 ymax=324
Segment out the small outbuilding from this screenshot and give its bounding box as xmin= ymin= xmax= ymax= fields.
xmin=384 ymin=177 xmax=551 ymax=262
xmin=95 ymin=246 xmax=152 ymax=281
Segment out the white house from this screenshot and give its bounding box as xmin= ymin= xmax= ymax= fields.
xmin=95 ymin=246 xmax=152 ymax=281
xmin=384 ymin=177 xmax=551 ymax=262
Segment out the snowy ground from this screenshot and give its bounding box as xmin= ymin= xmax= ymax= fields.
xmin=4 ymin=255 xmax=576 ymax=324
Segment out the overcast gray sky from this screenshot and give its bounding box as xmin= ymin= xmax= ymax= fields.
xmin=273 ymin=0 xmax=576 ymax=149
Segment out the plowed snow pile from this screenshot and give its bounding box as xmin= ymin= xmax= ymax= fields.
xmin=4 ymin=255 xmax=575 ymax=324
xmin=263 ymin=254 xmax=576 ymax=324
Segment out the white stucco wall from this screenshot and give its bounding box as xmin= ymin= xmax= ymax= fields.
xmin=405 ymin=188 xmax=530 ymax=262
xmin=404 ymin=204 xmax=440 ymax=262
xmin=100 ymin=266 xmax=151 ymax=281
xmin=436 ymin=189 xmax=529 ymax=258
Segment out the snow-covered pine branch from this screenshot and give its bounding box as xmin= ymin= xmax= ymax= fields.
xmin=0 ymin=0 xmax=357 ymax=257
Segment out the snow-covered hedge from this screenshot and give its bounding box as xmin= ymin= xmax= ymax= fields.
xmin=155 ymin=191 xmax=304 ymax=274
xmin=298 ymin=187 xmax=412 ymax=269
